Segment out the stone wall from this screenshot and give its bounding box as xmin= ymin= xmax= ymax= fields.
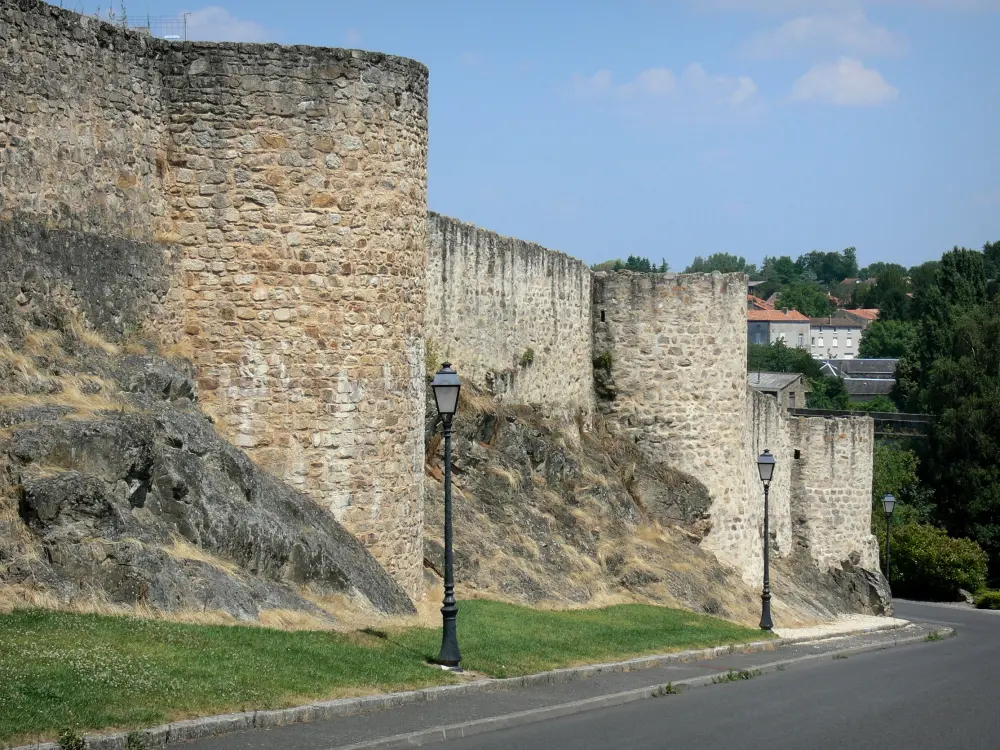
xmin=160 ymin=40 xmax=430 ymax=599
xmin=790 ymin=415 xmax=879 ymax=571
xmin=592 ymin=271 xmax=760 ymax=577
xmin=0 ymin=1 xmax=430 ymax=598
xmin=594 ymin=270 xmax=878 ymax=586
xmin=426 ymin=214 xmax=593 ymax=417
xmin=0 ymin=1 xmax=168 ymax=237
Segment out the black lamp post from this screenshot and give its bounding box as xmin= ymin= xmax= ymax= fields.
xmin=882 ymin=493 xmax=896 ymax=591
xmin=757 ymin=449 xmax=776 ymax=631
xmin=431 ymin=362 xmax=463 ymax=670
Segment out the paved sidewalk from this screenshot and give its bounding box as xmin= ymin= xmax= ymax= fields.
xmin=171 ymin=621 xmax=940 ymax=750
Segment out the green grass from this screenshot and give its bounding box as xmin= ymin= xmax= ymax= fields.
xmin=0 ymin=600 xmax=768 ymax=745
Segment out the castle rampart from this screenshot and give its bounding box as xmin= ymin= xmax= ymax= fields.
xmin=426 ymin=214 xmax=594 ymax=416
xmin=1 ymin=1 xmax=881 ymax=602
xmin=1 ymin=0 xmax=429 ymax=598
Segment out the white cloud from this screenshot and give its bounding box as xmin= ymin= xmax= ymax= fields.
xmin=573 ymin=64 xmax=757 ymax=108
xmin=344 ymin=28 xmax=363 ymax=47
xmin=790 ymin=58 xmax=899 ymax=106
xmin=184 ymin=6 xmax=273 ymax=42
xmin=743 ymin=10 xmax=908 ymax=58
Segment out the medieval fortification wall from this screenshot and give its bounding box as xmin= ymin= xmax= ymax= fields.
xmin=1 ymin=0 xmax=428 ymax=597
xmin=426 ymin=213 xmax=594 ymax=416
xmin=1 ymin=1 xmax=879 ymax=598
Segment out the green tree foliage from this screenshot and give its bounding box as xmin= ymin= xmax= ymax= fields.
xmin=775 ymin=282 xmax=833 ymax=318
xmin=939 ymin=247 xmax=987 ymax=309
xmin=806 ymin=376 xmax=850 ymax=409
xmin=684 ymin=253 xmax=758 ymax=276
xmin=796 ymin=247 xmax=859 ymax=287
xmin=761 ymin=255 xmax=803 ymax=288
xmin=852 ymin=395 xmax=898 ymax=413
xmin=592 ymin=256 xmax=669 ymax=273
xmin=748 ymin=341 xmax=822 ymax=378
xmin=859 ymin=261 xmax=907 ymax=281
xmin=850 ymin=266 xmax=910 ymax=320
xmin=908 ymin=260 xmax=941 ymax=296
xmin=882 ymin=522 xmax=988 ymax=601
xmin=858 ymin=320 xmax=918 ymax=359
xmin=747 ymin=341 xmax=846 ymax=409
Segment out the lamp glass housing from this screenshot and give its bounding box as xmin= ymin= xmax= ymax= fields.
xmin=882 ymin=493 xmax=896 ymax=515
xmin=432 ymin=363 xmax=462 ymax=417
xmin=757 ymin=449 xmax=776 ymax=483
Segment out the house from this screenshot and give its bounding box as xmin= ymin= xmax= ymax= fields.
xmin=748 ymin=371 xmax=811 ymax=410
xmin=838 ymin=308 xmax=879 ymax=330
xmin=747 ymin=309 xmax=811 ymax=348
xmin=809 ymin=316 xmax=865 ymax=359
xmin=820 ymin=358 xmax=898 ymax=403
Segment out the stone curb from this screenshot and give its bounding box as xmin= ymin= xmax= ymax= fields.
xmin=7 ymin=620 xmax=914 ymax=750
xmin=332 ymin=624 xmax=955 ymax=750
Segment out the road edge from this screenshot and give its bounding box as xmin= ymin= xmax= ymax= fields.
xmin=7 ymin=620 xmax=915 ymax=750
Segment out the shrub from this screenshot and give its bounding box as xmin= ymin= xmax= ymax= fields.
xmin=520 ymin=348 xmax=535 ymax=367
xmin=58 ymin=729 xmax=86 ymax=750
xmin=888 ymin=522 xmax=989 ymax=601
xmin=975 ymin=590 xmax=1000 ymax=610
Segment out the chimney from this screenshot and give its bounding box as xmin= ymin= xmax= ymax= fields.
xmin=782 ymin=307 xmax=789 ymax=315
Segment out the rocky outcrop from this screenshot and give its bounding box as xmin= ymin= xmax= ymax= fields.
xmin=0 ymin=323 xmax=415 ymax=620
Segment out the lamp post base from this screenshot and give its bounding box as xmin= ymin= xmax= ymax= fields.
xmin=759 ymin=594 xmax=773 ymax=631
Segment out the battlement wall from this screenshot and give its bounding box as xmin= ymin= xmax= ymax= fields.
xmin=426 ymin=213 xmax=594 ymax=417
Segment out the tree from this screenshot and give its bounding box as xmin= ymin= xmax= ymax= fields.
xmin=858 ymin=320 xmax=919 ymax=359
xmin=939 ymin=247 xmax=987 ymax=308
xmin=761 ymin=255 xmax=803 ymax=288
xmin=776 ymin=282 xmax=833 ymax=318
xmin=860 ymin=261 xmax=907 ymax=281
xmin=908 ymin=260 xmax=941 ymax=296
xmin=748 ymin=340 xmax=822 ymax=378
xmin=853 ymin=395 xmax=898 ymax=413
xmin=796 ymin=247 xmax=859 ymax=287
xmin=807 ymin=376 xmax=850 ymax=409
xmin=591 ymin=259 xmax=625 ymax=271
xmin=592 ymin=256 xmax=668 ymax=273
xmin=850 ymin=266 xmax=910 ymax=320
xmin=684 ymin=253 xmax=757 ymax=276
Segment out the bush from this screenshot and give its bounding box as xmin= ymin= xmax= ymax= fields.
xmin=887 ymin=522 xmax=989 ymax=601
xmin=975 ymin=590 xmax=1000 ymax=610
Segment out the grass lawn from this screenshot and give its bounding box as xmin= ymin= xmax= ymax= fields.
xmin=0 ymin=600 xmax=769 ymax=745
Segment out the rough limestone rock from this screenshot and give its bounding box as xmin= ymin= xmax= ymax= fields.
xmin=830 ymin=555 xmax=894 ymax=617
xmin=1 ymin=353 xmax=415 ymax=620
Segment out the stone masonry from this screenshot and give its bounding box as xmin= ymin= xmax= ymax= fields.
xmin=1 ymin=1 xmax=428 ymax=598
xmin=1 ymin=0 xmax=881 ymax=598
xmin=426 ymin=213 xmax=594 ymax=417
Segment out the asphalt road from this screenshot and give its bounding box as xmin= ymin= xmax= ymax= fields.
xmin=428 ymin=601 xmax=1000 ymax=750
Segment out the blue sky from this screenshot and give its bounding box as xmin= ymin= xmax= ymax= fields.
xmin=102 ymin=1 xmax=999 ymax=270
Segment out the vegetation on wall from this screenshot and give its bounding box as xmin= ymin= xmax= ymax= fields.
xmin=592 ymin=255 xmax=669 ymax=273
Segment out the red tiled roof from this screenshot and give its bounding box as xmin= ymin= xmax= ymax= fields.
xmin=747 ymin=295 xmax=774 ymax=310
xmin=747 ymin=309 xmax=810 ymax=322
xmin=849 ymin=308 xmax=880 ymax=321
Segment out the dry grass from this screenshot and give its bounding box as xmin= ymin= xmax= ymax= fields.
xmin=67 ymin=311 xmax=119 ymax=356
xmin=0 ymin=377 xmax=131 ymax=417
xmin=162 ymin=536 xmax=242 ymax=576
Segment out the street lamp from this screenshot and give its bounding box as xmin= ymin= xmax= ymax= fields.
xmin=757 ymin=449 xmax=776 ymax=631
xmin=882 ymin=493 xmax=896 ymax=592
xmin=431 ymin=362 xmax=462 ymax=670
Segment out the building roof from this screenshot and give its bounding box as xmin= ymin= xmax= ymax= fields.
xmin=748 ymin=372 xmax=807 ymax=391
xmin=747 ymin=295 xmax=774 ymax=310
xmin=843 ymin=378 xmax=895 ymax=397
xmin=839 ymin=308 xmax=880 ymax=321
xmin=809 ymin=316 xmax=865 ymax=328
xmin=822 ymin=359 xmax=898 ymax=379
xmin=747 ymin=309 xmax=810 ymax=322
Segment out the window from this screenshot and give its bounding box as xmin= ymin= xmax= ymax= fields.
xmin=846 ymin=337 xmax=852 ymax=348
xmin=818 ymin=337 xmax=824 ymax=347
xmin=798 ymin=333 xmax=804 ymax=346
xmin=778 ymin=332 xmax=786 ymax=342
xmin=789 ymin=391 xmax=796 ymax=408
xmin=811 ymin=337 xmax=816 ymax=346
xmin=600 ymin=310 xmax=606 ymax=322
xmin=832 ymin=338 xmax=839 ymax=348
